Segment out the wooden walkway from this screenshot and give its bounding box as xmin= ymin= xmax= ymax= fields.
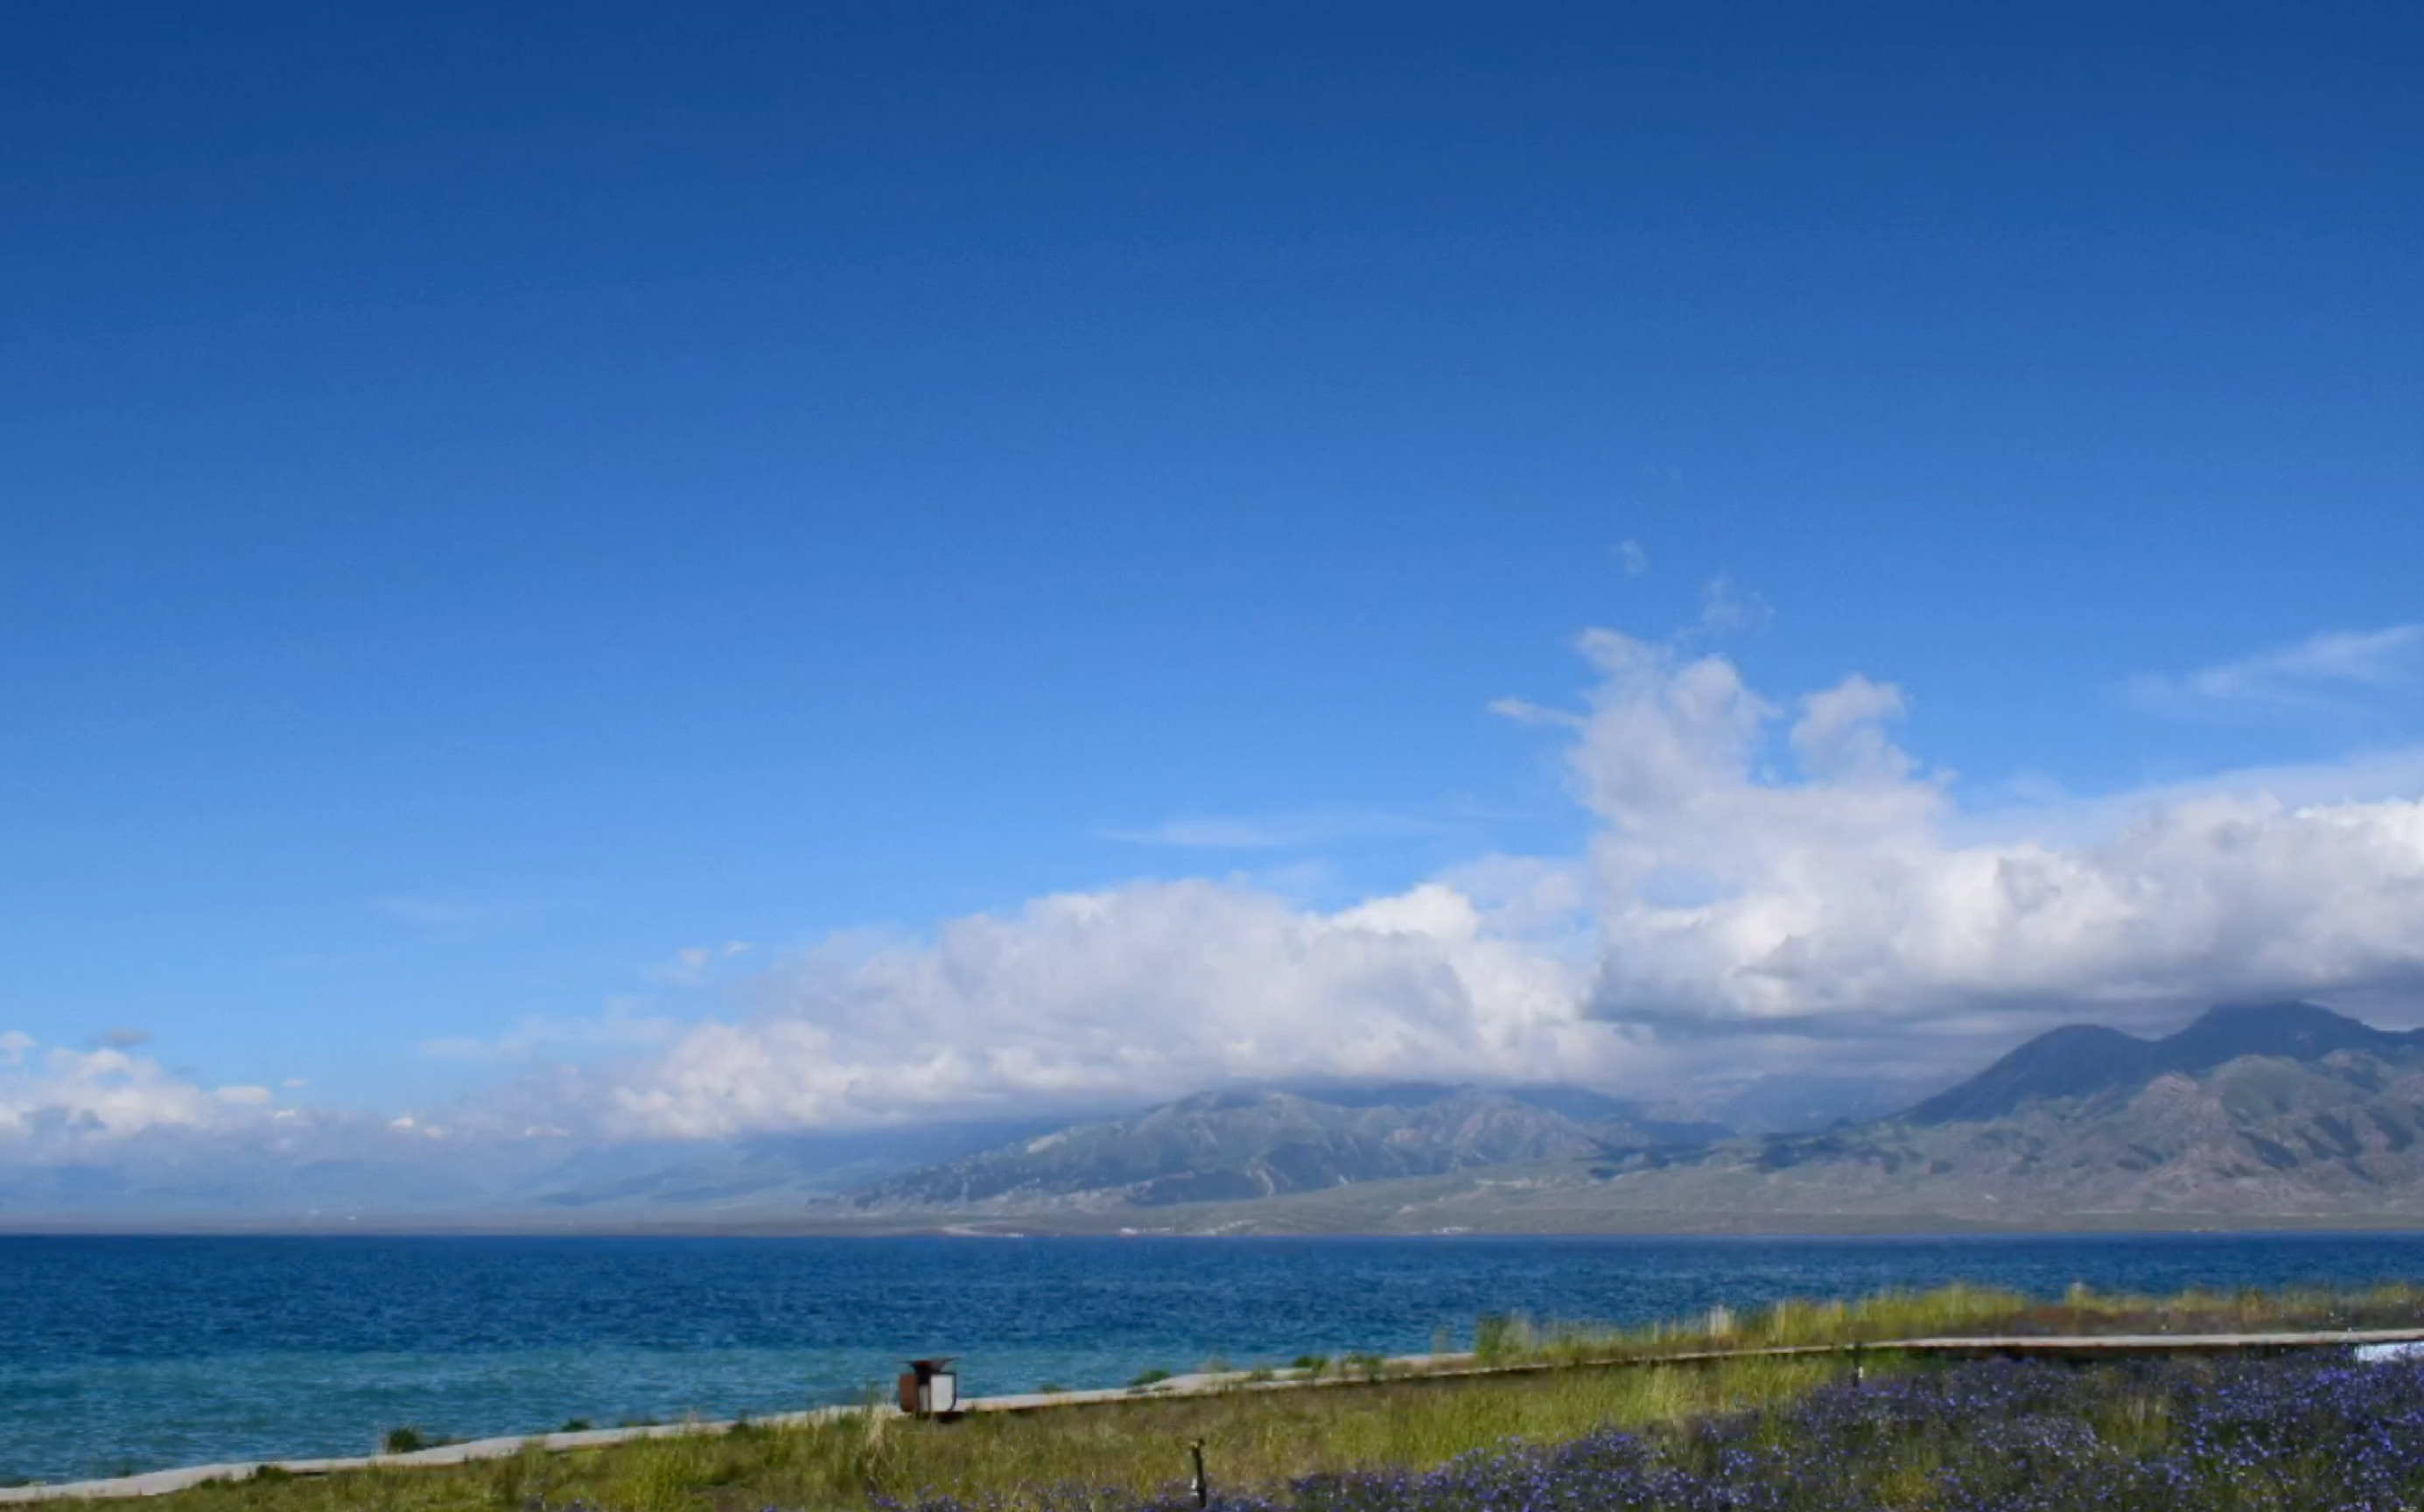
xmin=11 ymin=1327 xmax=2424 ymax=1504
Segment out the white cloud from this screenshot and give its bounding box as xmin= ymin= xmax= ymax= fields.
xmin=2127 ymin=624 xmax=2423 ymax=715
xmin=602 ymin=878 xmax=1602 ymax=1138
xmin=31 ymin=609 xmax=2424 ymax=1163
xmin=1616 ymin=540 xmax=1650 ymax=577
xmin=1485 ymin=696 xmax=1581 ymax=729
xmin=1564 ymin=632 xmax=2424 ymax=1032
xmin=1790 ymin=675 xmax=1911 ymax=783
xmin=0 ymin=1040 xmax=292 ymax=1143
xmin=564 ymin=621 xmax=2424 ymax=1137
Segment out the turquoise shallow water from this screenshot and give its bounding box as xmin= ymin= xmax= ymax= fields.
xmin=8 ymin=1232 xmax=2424 ymax=1484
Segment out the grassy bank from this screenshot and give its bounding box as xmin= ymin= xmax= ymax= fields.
xmin=138 ymin=1357 xmax=1838 ymax=1512
xmin=1470 ymin=1278 xmax=2424 ymax=1362
xmin=60 ymin=1282 xmax=2424 ymax=1512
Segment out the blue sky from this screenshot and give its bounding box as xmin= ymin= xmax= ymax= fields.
xmin=4 ymin=3 xmax=2422 ymax=1146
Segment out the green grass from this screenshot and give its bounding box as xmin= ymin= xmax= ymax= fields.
xmin=1468 ymin=1278 xmax=2424 ymax=1364
xmin=120 ymin=1357 xmax=1836 ymax=1512
xmin=63 ymin=1282 xmax=2424 ymax=1512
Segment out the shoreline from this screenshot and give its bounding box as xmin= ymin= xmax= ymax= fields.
xmin=10 ymin=1214 xmax=2424 ymax=1238
xmin=16 ymin=1326 xmax=2424 ymax=1504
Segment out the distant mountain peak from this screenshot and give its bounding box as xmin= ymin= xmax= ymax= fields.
xmin=1905 ymin=1001 xmax=2419 ymax=1126
xmin=2167 ymin=1000 xmax=2409 ymax=1060
xmin=1902 ymin=1024 xmax=2148 ymax=1125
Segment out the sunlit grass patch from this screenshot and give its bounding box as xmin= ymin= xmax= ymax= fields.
xmin=1463 ymin=1278 xmax=2424 ymax=1366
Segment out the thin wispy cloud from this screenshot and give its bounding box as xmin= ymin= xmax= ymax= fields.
xmin=2126 ymin=625 xmax=2423 ymax=716
xmin=1616 ymin=539 xmax=1650 ymax=577
xmin=654 ymin=941 xmax=753 ymax=986
xmin=1102 ymin=809 xmax=1440 ymax=850
xmin=418 ymin=998 xmax=687 ymax=1064
xmin=1487 ymin=696 xmax=1582 ymax=729
xmin=1688 ymin=575 xmax=1772 ymax=638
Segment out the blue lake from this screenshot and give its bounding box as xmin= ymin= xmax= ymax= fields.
xmin=8 ymin=1231 xmax=2424 ymax=1484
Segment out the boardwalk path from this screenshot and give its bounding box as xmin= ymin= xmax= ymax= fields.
xmin=12 ymin=1327 xmax=2424 ymax=1504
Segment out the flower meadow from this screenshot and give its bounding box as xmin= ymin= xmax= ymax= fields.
xmin=883 ymin=1354 xmax=2424 ymax=1512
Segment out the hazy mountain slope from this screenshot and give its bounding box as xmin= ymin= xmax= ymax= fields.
xmin=0 ymin=1129 xmax=543 ymax=1224
xmin=1902 ymin=1025 xmax=2157 ymax=1125
xmin=23 ymin=1003 xmax=2417 ymax=1233
xmin=518 ymin=1117 xmax=1061 ymax=1214
xmin=1588 ymin=1046 xmax=2424 ymax=1223
xmin=1412 ymin=1002 xmax=2424 ymax=1229
xmin=0 ymin=1117 xmax=1046 ymax=1229
xmin=846 ymin=1003 xmax=2424 ymax=1232
xmin=1906 ymin=1003 xmax=2424 ymax=1124
xmin=853 ymin=1086 xmax=1719 ymax=1210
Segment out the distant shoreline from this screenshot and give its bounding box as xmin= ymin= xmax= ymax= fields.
xmin=9 ymin=1213 xmax=2424 ymax=1238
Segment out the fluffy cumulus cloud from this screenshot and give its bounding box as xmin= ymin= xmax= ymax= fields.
xmin=604 ymin=878 xmax=1600 ymax=1137
xmin=1569 ymin=632 xmax=2424 ymax=1031
xmin=0 ymin=1038 xmax=284 ymax=1144
xmin=593 ymin=624 xmax=2424 ymax=1137
xmin=29 ymin=616 xmax=2417 ymax=1152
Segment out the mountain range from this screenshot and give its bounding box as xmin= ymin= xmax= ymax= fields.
xmin=13 ymin=1001 xmax=2424 ymax=1233
xmin=841 ymin=1002 xmax=2424 ymax=1233
xmin=854 ymin=1085 xmax=1725 ymax=1211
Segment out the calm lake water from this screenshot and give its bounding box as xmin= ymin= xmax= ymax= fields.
xmin=8 ymin=1231 xmax=2424 ymax=1484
